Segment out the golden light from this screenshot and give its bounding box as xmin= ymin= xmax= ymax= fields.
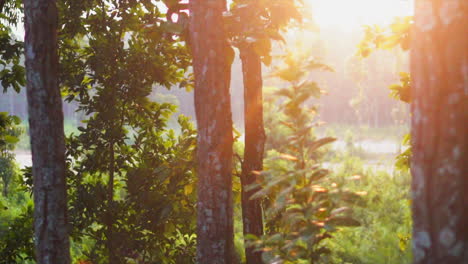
xmin=306 ymin=0 xmax=413 ymax=30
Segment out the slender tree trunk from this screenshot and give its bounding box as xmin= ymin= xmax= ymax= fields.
xmin=411 ymin=1 xmax=468 ymax=263
xmin=189 ymin=0 xmax=234 ymax=263
xmin=23 ymin=0 xmax=70 ymax=263
xmin=0 ymin=0 xmax=6 ymax=14
xmin=240 ymin=45 xmax=265 ymax=264
xmin=107 ymin=141 xmax=117 ymax=263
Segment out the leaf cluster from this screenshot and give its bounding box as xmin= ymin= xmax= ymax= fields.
xmin=0 ymin=112 xmax=21 ymax=154
xmin=0 ymin=23 xmax=24 ymax=93
xmin=0 ymin=203 xmax=34 ymax=264
xmin=225 ymin=0 xmax=303 ymax=65
xmin=357 ymin=16 xmax=412 ymax=58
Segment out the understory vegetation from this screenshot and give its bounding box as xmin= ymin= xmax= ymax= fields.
xmin=1 ymin=51 xmax=412 ymax=263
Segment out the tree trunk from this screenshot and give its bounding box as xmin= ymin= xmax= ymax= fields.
xmin=240 ymin=45 xmax=265 ymax=264
xmin=189 ymin=0 xmax=234 ymax=263
xmin=411 ymin=1 xmax=468 ymax=263
xmin=107 ymin=141 xmax=117 ymax=263
xmin=23 ymin=0 xmax=70 ymax=263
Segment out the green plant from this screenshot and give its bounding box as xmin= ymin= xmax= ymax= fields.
xmin=0 ymin=112 xmax=22 ymax=197
xmin=248 ymin=52 xmax=361 ymax=263
xmin=0 ymin=202 xmax=34 ymax=264
xmin=325 ymin=158 xmax=412 ymax=264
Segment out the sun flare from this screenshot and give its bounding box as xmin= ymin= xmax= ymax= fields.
xmin=307 ymin=0 xmax=413 ymax=30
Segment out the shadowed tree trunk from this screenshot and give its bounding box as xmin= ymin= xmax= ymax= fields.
xmin=189 ymin=0 xmax=235 ymax=263
xmin=240 ymin=45 xmax=265 ymax=264
xmin=23 ymin=0 xmax=70 ymax=263
xmin=107 ymin=140 xmax=117 ymax=263
xmin=0 ymin=0 xmax=6 ymax=14
xmin=411 ymin=1 xmax=468 ymax=263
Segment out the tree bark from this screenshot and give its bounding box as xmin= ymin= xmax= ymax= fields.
xmin=411 ymin=1 xmax=468 ymax=263
xmin=240 ymin=45 xmax=265 ymax=264
xmin=0 ymin=0 xmax=6 ymax=14
xmin=23 ymin=0 xmax=70 ymax=263
xmin=189 ymin=0 xmax=234 ymax=263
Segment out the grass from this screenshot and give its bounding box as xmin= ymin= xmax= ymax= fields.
xmin=325 ymin=155 xmax=412 ymax=264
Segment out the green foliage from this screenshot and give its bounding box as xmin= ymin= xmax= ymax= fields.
xmin=394 ymin=133 xmax=411 ymax=173
xmin=0 ymin=0 xmax=22 ymax=25
xmin=325 ymin=157 xmax=412 ymax=264
xmin=356 ymin=17 xmax=412 ymax=172
xmin=356 ymin=16 xmax=412 ymax=105
xmin=357 ymin=16 xmax=411 ymax=58
xmin=225 ymin=0 xmax=303 ymax=65
xmin=0 ymin=112 xmax=23 ymax=197
xmin=1 ymin=1 xmax=198 ymax=262
xmin=0 ymin=0 xmax=24 ymax=93
xmin=263 ymin=50 xmax=332 ymax=154
xmin=0 ymin=202 xmax=34 ymax=264
xmin=0 ymin=111 xmax=33 ymax=263
xmin=56 ymin=1 xmax=196 ymax=262
xmin=0 ymin=112 xmax=21 ymax=152
xmin=248 ymin=53 xmax=360 ymax=263
xmin=389 ymin=72 xmax=411 ymax=103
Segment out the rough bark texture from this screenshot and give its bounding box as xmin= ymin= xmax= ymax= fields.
xmin=189 ymin=0 xmax=234 ymax=263
xmin=240 ymin=45 xmax=265 ymax=264
xmin=23 ymin=0 xmax=70 ymax=263
xmin=411 ymin=1 xmax=468 ymax=263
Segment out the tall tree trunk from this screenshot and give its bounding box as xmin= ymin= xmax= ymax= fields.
xmin=411 ymin=1 xmax=468 ymax=263
xmin=189 ymin=0 xmax=234 ymax=263
xmin=107 ymin=141 xmax=117 ymax=263
xmin=23 ymin=0 xmax=70 ymax=263
xmin=240 ymin=45 xmax=265 ymax=264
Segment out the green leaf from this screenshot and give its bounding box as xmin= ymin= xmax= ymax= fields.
xmin=11 ymin=115 xmax=21 ymax=125
xmin=184 ymin=184 xmax=193 ymax=195
xmin=309 ymin=137 xmax=336 ymax=152
xmin=4 ymin=135 xmax=19 ymax=144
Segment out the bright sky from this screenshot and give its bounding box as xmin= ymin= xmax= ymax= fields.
xmin=307 ymin=0 xmax=413 ymax=30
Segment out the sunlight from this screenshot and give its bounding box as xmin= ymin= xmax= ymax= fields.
xmin=307 ymin=0 xmax=413 ymax=30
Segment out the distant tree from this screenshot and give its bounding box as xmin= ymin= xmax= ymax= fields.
xmin=23 ymin=0 xmax=70 ymax=262
xmin=239 ymin=43 xmax=265 ymax=264
xmin=189 ymin=0 xmax=235 ymax=262
xmin=411 ymin=1 xmax=468 ymax=263
xmin=58 ymin=0 xmax=195 ymax=262
xmin=0 ymin=112 xmax=21 ymax=197
xmin=0 ymin=0 xmax=24 ymax=94
xmin=226 ymin=3 xmax=268 ymax=263
xmin=226 ymin=1 xmax=302 ymax=262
